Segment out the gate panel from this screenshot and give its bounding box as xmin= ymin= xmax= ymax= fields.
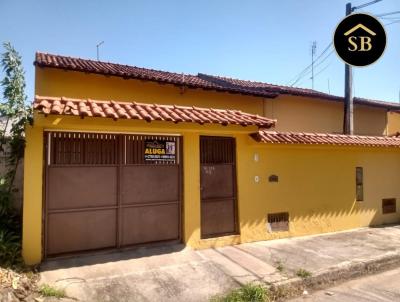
xmin=121 ymin=165 xmax=179 ymax=204
xmin=121 ymin=204 xmax=179 ymax=245
xmin=121 ymin=135 xmax=181 ymax=246
xmin=45 ymin=132 xmax=120 ymax=256
xmin=200 ymin=136 xmax=238 ymax=238
xmin=45 ymin=132 xmax=182 ymax=257
xmin=47 ymin=210 xmax=117 ymax=255
xmin=47 ymin=167 xmax=117 ymax=210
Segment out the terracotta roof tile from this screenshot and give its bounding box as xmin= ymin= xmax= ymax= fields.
xmin=197 ymin=74 xmax=400 ymax=110
xmin=251 ymin=130 xmax=400 ymax=148
xmin=34 ymin=53 xmax=278 ymax=99
xmin=33 ymin=96 xmax=276 ymax=128
xmin=34 ymin=52 xmax=400 ymax=110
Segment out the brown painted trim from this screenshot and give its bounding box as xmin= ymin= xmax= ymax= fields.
xmin=232 ymin=137 xmax=239 ymax=235
xmin=48 ymin=206 xmax=118 ymax=214
xmin=178 ymin=136 xmax=184 ymax=243
xmin=120 ymin=201 xmax=180 ymax=208
xmin=116 ymin=135 xmax=123 ymax=248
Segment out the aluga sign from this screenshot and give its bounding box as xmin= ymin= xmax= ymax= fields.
xmin=144 ymin=139 xmax=176 ymax=161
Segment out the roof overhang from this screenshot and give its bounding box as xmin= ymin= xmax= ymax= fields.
xmin=251 ymin=130 xmax=400 ymax=148
xmin=33 ymin=96 xmax=276 ymax=129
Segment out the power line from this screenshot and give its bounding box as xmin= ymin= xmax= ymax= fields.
xmin=385 ymin=20 xmax=400 ymax=26
xmin=286 ymin=42 xmax=332 ymax=85
xmin=296 ymin=62 xmax=333 ymax=87
xmin=314 ymin=62 xmax=332 ymax=78
xmin=290 ymin=47 xmax=334 ymax=87
xmin=294 ymin=52 xmax=334 ymax=87
xmin=291 ymin=42 xmax=332 ymax=83
xmin=313 ymin=49 xmax=334 ymax=70
xmin=290 ymin=54 xmax=333 ymax=87
xmin=376 ymin=11 xmax=400 ymax=17
xmin=352 ymin=0 xmax=382 ymax=11
xmin=379 ymin=16 xmax=400 ymax=20
xmin=287 ymin=42 xmax=333 ymax=86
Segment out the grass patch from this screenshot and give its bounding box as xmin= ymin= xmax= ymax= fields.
xmin=38 ymin=284 xmax=66 ymax=299
xmin=295 ymin=268 xmax=312 ymax=279
xmin=211 ymin=283 xmax=271 ymax=302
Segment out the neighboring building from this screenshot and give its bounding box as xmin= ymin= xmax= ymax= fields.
xmin=0 ymin=117 xmax=24 ymax=210
xmin=22 ymin=53 xmax=400 ymax=264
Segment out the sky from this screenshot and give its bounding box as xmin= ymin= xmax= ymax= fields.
xmin=0 ymin=0 xmax=399 ymax=103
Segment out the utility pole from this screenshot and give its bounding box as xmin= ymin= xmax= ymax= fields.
xmin=311 ymin=41 xmax=317 ymax=89
xmin=343 ymin=2 xmax=353 ymax=135
xmin=96 ymin=41 xmax=104 ymax=61
xmin=342 ymin=0 xmax=382 ymax=134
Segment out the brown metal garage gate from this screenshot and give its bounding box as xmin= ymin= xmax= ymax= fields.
xmin=44 ymin=131 xmax=182 ymax=257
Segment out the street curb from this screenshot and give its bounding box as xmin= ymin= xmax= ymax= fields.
xmin=268 ymin=251 xmax=400 ymax=300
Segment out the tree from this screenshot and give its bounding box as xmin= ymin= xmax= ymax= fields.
xmin=0 ymin=42 xmax=32 ymax=266
xmin=0 ymin=42 xmax=31 ymax=206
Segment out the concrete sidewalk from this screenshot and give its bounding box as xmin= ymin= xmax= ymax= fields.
xmin=290 ymin=267 xmax=400 ymax=301
xmin=40 ymin=225 xmax=400 ymax=301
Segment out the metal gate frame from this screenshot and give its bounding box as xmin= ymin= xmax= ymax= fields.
xmin=42 ymin=131 xmax=183 ymax=259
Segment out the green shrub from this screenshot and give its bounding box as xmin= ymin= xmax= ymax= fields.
xmin=38 ymin=284 xmax=66 ymax=298
xmin=296 ymin=268 xmax=312 ymax=279
xmin=211 ymin=283 xmax=270 ymax=302
xmin=0 ymin=210 xmax=22 ymax=266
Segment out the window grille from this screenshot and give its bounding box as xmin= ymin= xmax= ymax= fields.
xmin=267 ymin=212 xmax=289 ymax=232
xmin=382 ymin=198 xmax=396 ymax=214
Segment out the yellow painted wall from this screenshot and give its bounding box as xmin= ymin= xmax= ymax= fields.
xmin=237 ymin=141 xmax=400 ymax=243
xmin=35 ymin=68 xmax=264 ymax=115
xmin=35 ymin=67 xmax=389 ymax=135
xmin=387 ymin=111 xmax=400 ymax=135
xmin=22 ymin=126 xmax=43 ymax=264
xmin=264 ymin=95 xmax=388 ymax=135
xmin=22 ymin=113 xmax=400 ymax=263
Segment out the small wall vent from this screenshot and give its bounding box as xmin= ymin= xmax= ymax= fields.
xmin=382 ymin=198 xmax=396 ymax=214
xmin=267 ymin=212 xmax=289 ymax=232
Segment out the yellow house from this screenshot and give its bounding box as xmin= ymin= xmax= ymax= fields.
xmin=23 ymin=52 xmax=400 ymax=264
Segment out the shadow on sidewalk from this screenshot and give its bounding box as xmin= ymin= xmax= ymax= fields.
xmin=40 ymin=243 xmax=186 ymax=272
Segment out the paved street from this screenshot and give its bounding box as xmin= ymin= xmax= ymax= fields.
xmin=292 ymin=268 xmax=400 ymax=302
xmin=39 ymin=225 xmax=400 ymax=301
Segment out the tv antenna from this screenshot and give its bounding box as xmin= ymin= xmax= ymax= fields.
xmin=96 ymin=41 xmax=104 ymax=61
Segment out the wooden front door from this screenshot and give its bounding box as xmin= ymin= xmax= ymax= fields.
xmin=200 ymin=136 xmax=238 ymax=238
